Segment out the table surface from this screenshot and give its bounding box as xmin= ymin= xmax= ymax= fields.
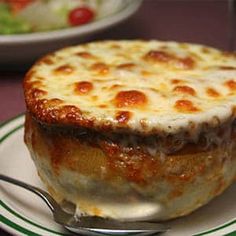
xmin=0 ymin=0 xmax=235 ymax=235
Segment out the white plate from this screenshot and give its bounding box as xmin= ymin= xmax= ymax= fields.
xmin=0 ymin=115 xmax=235 ymax=236
xmin=0 ymin=0 xmax=142 ymax=66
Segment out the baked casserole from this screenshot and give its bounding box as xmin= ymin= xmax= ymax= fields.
xmin=24 ymin=40 xmax=236 ymax=221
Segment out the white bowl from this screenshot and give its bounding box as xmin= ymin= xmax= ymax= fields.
xmin=0 ymin=0 xmax=142 ymax=67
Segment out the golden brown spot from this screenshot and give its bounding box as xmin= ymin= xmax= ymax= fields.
xmin=31 ymin=88 xmax=47 ymax=99
xmin=40 ymin=56 xmax=54 ymax=65
xmin=76 ymin=51 xmax=95 ymax=59
xmin=206 ymin=88 xmax=220 ymax=97
xmin=224 ymin=80 xmax=236 ymax=91
xmin=173 ymin=85 xmax=196 ymax=96
xmin=54 ymin=64 xmax=74 ymax=74
xmin=35 ymin=53 xmax=55 ymax=66
xmin=116 ymin=63 xmax=135 ymax=70
xmin=24 ymin=69 xmax=36 ymax=81
xmin=201 ymin=47 xmax=210 ymax=54
xmin=141 ymin=70 xmax=153 ymax=76
xmin=49 ymin=98 xmax=63 ymax=106
xmin=115 ymin=111 xmax=131 ymax=124
xmin=150 ymin=88 xmax=159 ymax=93
xmin=74 ymin=81 xmax=93 ymax=95
xmin=174 ymin=99 xmax=200 ymax=113
xmin=110 ymin=44 xmax=121 ymax=49
xmin=110 ymin=84 xmax=123 ymax=90
xmin=171 ymin=79 xmax=184 ymax=84
xmin=99 ymin=104 xmax=107 ymax=108
xmin=92 ymin=95 xmax=98 ymax=101
xmin=177 ymin=57 xmax=195 ymax=69
xmin=26 ymin=80 xmax=43 ymax=89
xmin=114 ymin=90 xmax=147 ymax=108
xmin=144 ymin=50 xmax=195 ymax=69
xmin=143 ymin=50 xmax=173 ymax=62
xmin=90 ymin=62 xmax=109 ymax=75
xmin=218 ymin=66 xmax=236 ymax=70
xmin=35 ymin=76 xmax=45 ymax=81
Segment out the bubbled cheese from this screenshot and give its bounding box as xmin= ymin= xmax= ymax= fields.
xmin=24 ymin=40 xmax=236 ymax=134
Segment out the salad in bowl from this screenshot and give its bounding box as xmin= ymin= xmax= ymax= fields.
xmin=0 ymin=0 xmax=142 ymax=66
xmin=0 ymin=0 xmax=126 ymax=34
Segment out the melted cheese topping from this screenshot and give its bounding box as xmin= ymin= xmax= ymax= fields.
xmin=24 ymin=40 xmax=236 ymax=134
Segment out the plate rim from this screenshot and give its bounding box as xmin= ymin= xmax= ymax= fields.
xmin=0 ymin=114 xmax=235 ymax=236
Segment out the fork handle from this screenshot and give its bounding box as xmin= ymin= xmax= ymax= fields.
xmin=0 ymin=174 xmax=59 ymax=214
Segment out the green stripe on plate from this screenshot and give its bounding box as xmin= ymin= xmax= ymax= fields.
xmin=0 ymin=214 xmax=41 ymax=236
xmin=0 ymin=200 xmax=69 ymax=235
xmin=0 ymin=124 xmax=23 ymax=143
xmin=0 ymin=113 xmax=24 ymax=128
xmin=224 ymin=230 xmax=236 ymax=236
xmin=194 ymin=219 xmax=236 ymax=236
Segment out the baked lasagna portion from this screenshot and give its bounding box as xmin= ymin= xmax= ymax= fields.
xmin=24 ymin=40 xmax=236 ymax=221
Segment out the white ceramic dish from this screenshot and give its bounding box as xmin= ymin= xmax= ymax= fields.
xmin=0 ymin=0 xmax=142 ymax=67
xmin=0 ymin=114 xmax=235 ymax=236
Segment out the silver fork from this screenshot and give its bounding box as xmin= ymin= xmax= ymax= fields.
xmin=0 ymin=174 xmax=169 ymax=235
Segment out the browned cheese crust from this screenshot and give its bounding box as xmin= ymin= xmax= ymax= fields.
xmin=23 ymin=40 xmax=236 ymax=220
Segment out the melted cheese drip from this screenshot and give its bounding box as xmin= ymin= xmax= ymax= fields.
xmin=26 ymin=40 xmax=236 ymax=134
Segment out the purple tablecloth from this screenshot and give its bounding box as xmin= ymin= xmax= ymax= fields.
xmin=0 ymin=0 xmax=235 ymax=235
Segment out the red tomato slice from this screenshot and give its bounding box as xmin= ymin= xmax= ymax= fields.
xmin=68 ymin=6 xmax=95 ymax=26
xmin=6 ymin=0 xmax=34 ymax=13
